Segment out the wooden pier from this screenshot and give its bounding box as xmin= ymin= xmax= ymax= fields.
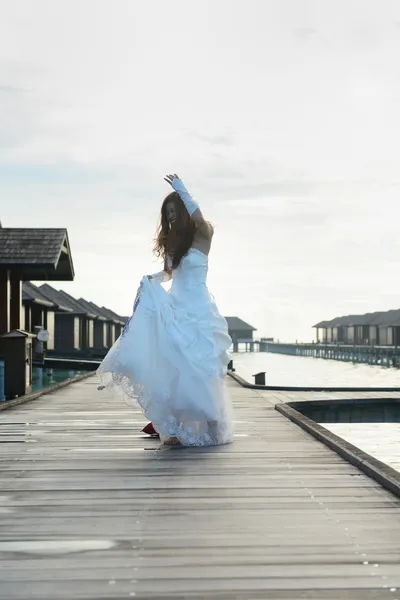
xmin=232 ymin=339 xmax=262 ymax=352
xmin=0 ymin=376 xmax=400 ymax=598
xmin=265 ymin=341 xmax=400 ymax=367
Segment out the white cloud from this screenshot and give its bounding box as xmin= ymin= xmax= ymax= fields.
xmin=1 ymin=0 xmax=400 ymax=342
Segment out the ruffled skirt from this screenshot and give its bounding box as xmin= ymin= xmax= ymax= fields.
xmin=97 ymin=277 xmax=234 ymax=446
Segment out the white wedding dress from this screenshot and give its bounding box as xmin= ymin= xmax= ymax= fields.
xmin=97 ymin=247 xmax=234 ymax=446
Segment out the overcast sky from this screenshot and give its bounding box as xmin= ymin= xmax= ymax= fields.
xmin=1 ymin=0 xmax=400 ymax=341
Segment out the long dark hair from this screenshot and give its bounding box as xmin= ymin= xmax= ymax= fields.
xmin=153 ymin=191 xmax=196 ymax=269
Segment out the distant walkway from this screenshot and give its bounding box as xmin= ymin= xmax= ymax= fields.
xmin=0 ymin=376 xmax=400 ymax=598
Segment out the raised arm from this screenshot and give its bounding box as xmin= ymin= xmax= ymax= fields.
xmin=164 ymin=174 xmax=213 ymax=239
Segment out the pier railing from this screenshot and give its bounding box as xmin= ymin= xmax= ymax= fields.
xmin=264 ymin=341 xmax=400 ymax=367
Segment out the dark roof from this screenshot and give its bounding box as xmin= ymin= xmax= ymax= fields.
xmin=38 ymin=284 xmax=74 ymax=313
xmin=56 ymin=290 xmax=97 ymax=318
xmin=78 ymin=298 xmax=107 ymax=320
xmin=101 ymin=306 xmax=125 ymax=325
xmin=347 ymin=313 xmax=384 ymax=326
xmin=0 ymin=228 xmax=74 ymax=281
xmin=314 ymin=310 xmax=400 ymax=328
xmin=225 ymin=317 xmax=257 ymax=331
xmin=369 ymin=309 xmax=400 ymax=326
xmin=336 ymin=314 xmax=374 ymax=326
xmin=86 ymin=301 xmax=122 ymax=324
xmin=314 ymin=314 xmax=376 ymax=328
xmin=329 ymin=316 xmax=349 ymax=326
xmin=1 ymin=329 xmax=35 ymax=339
xmin=313 ymin=320 xmax=332 ymax=328
xmin=22 ymin=282 xmax=55 ymax=307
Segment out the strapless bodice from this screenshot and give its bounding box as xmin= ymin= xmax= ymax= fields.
xmin=169 ymin=248 xmax=209 ymax=305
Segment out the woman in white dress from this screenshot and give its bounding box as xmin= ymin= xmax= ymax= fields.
xmin=97 ymin=174 xmax=233 ymax=446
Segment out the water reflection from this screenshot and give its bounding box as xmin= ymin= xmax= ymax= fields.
xmin=294 ymin=399 xmax=400 ymax=473
xmin=298 ymin=400 xmax=400 ymax=423
xmin=0 ymin=362 xmax=88 ymax=400
xmin=32 ymin=367 xmax=88 ymax=393
xmin=326 ymin=423 xmax=400 ymax=473
xmin=0 ymin=540 xmax=116 ymax=554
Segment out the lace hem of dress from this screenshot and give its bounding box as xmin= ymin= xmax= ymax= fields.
xmin=99 ymin=371 xmax=233 ymax=447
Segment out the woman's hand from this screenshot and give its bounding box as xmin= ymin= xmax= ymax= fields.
xmin=163 ymin=173 xmax=212 ymax=239
xmin=164 ymin=173 xmax=180 ymax=186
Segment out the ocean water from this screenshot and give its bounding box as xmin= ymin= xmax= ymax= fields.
xmin=231 ymin=351 xmax=400 ymax=387
xmin=231 ymin=352 xmax=400 ymax=473
xmin=32 ymin=367 xmax=87 ymax=392
xmin=0 ymin=364 xmax=87 ymax=401
xmin=326 ymin=423 xmax=400 ymax=473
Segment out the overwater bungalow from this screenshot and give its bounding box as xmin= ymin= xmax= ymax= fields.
xmin=314 ymin=309 xmax=400 ymax=346
xmin=100 ymin=306 xmax=126 ymax=341
xmin=57 ymin=289 xmax=98 ymax=350
xmin=77 ymin=298 xmax=109 ymax=350
xmin=0 ymin=227 xmax=74 ymax=335
xmin=225 ymin=317 xmax=257 ymax=343
xmin=22 ymin=282 xmax=56 ymax=350
xmin=39 ymin=284 xmax=95 ymax=353
xmin=86 ymin=304 xmax=125 ymax=347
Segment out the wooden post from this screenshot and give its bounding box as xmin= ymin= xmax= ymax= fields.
xmin=10 ymin=273 xmax=22 ymax=331
xmin=253 ymin=372 xmax=266 ymax=385
xmin=0 ymin=270 xmax=10 ymax=334
xmin=25 ymin=304 xmax=31 ymax=332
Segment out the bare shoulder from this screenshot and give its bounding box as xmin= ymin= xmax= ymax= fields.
xmin=203 ymin=221 xmax=214 ymax=240
xmin=195 ymin=220 xmax=214 ymax=240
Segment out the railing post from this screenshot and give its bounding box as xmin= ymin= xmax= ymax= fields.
xmin=253 ymin=372 xmax=266 ymax=385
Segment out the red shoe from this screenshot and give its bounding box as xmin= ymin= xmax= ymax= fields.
xmin=141 ymin=422 xmax=159 ymax=437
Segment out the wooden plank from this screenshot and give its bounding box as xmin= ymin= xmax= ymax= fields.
xmin=0 ymin=376 xmax=400 ymax=599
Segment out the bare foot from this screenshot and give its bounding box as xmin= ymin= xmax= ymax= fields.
xmin=163 ymin=437 xmax=181 ymax=446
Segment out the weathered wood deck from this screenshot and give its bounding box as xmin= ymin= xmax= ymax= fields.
xmin=0 ymin=376 xmax=400 ymax=599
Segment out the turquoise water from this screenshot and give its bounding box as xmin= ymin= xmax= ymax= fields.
xmin=32 ymin=367 xmax=88 ymax=393
xmin=0 ymin=361 xmax=87 ymax=401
